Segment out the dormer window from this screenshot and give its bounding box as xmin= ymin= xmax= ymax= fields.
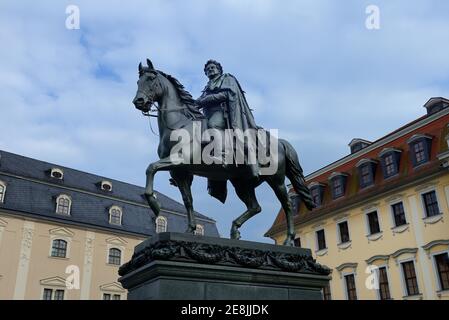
xmin=50 ymin=168 xmax=64 ymax=180
xmin=356 ymin=159 xmax=377 ymax=189
xmin=109 ymin=206 xmax=122 ymax=225
xmin=308 ymin=182 xmax=325 ymax=207
xmin=0 ymin=180 xmax=6 ymax=203
xmin=329 ymin=172 xmax=348 ymax=199
xmin=101 ymin=181 xmax=113 ymax=192
xmin=407 ymin=134 xmax=432 ymax=167
xmin=56 ymin=195 xmax=71 ymax=215
xmin=349 ymin=138 xmax=372 ymax=154
xmin=379 ymin=148 xmax=402 ymax=179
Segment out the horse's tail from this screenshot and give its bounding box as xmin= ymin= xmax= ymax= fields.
xmin=281 ymin=139 xmax=315 ymax=211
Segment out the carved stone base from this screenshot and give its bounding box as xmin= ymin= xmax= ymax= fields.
xmin=118 ymin=232 xmax=331 ymax=300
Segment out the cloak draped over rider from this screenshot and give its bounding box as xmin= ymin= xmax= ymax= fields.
xmin=196 ymin=61 xmax=261 ymax=204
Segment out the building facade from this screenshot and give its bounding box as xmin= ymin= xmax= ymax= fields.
xmin=0 ymin=150 xmax=219 ymax=300
xmin=265 ymin=97 xmax=449 ymax=300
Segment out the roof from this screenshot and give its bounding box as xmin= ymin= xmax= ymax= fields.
xmin=0 ymin=150 xmax=219 ymax=237
xmin=265 ymin=104 xmax=449 ymax=238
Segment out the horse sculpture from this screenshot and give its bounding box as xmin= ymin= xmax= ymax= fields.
xmin=132 ymin=59 xmax=314 ymax=246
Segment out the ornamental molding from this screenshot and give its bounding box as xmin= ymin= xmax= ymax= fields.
xmin=422 ymin=239 xmax=449 ymax=252
xmin=391 ymin=248 xmax=418 ymax=259
xmin=99 ymin=282 xmax=125 ymax=293
xmin=118 ymin=240 xmax=331 ymax=277
xmin=49 ymin=227 xmax=74 ymax=238
xmin=40 ymin=276 xmax=67 ymax=288
xmin=365 ymin=255 xmax=390 ymax=265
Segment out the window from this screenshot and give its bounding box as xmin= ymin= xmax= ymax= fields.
xmin=338 ymin=221 xmax=350 ymax=244
xmin=401 ymin=261 xmax=419 ymax=296
xmin=0 ymin=181 xmax=6 ymax=203
xmin=367 ymin=211 xmax=381 ymax=235
xmin=43 ymin=288 xmax=53 ymax=300
xmin=434 ymin=253 xmax=449 ymax=291
xmin=56 ymin=195 xmax=71 ymax=215
xmin=54 ymin=289 xmax=65 ymax=300
xmin=50 ymin=168 xmax=64 ymax=179
xmin=323 ymin=283 xmax=332 ymax=300
xmin=103 ymin=293 xmax=111 ymax=300
xmin=422 ymin=190 xmax=440 ymax=217
xmin=360 ymin=164 xmax=371 ymax=185
xmin=408 ymin=135 xmax=432 ymax=167
xmin=344 ymin=274 xmax=357 ymax=300
xmin=330 ymin=174 xmax=347 ymax=199
xmin=294 ymin=237 xmax=301 ymax=248
xmin=379 ymin=148 xmax=402 ymax=179
xmin=414 ymin=141 xmax=426 ymax=164
xmin=108 ymin=248 xmax=122 ymax=265
xmin=155 ymin=216 xmax=167 ymax=233
xmin=109 ymin=207 xmax=122 ymax=225
xmin=101 ymin=181 xmax=113 ymax=192
xmin=378 ymin=267 xmax=391 ymax=300
xmin=316 ymin=229 xmax=326 ymax=251
xmin=113 ymin=294 xmax=121 ymax=300
xmin=194 ymin=224 xmax=204 ymax=236
xmin=384 ymin=154 xmax=396 ymax=176
xmin=310 ymin=184 xmax=325 ymax=207
xmin=51 ymin=239 xmax=67 ymax=258
xmin=42 ymin=288 xmax=64 ymax=300
xmin=391 ymin=202 xmax=407 ymax=227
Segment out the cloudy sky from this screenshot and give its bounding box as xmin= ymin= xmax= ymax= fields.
xmin=1 ymin=0 xmax=449 ymax=243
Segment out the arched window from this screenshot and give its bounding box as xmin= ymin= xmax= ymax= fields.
xmin=194 ymin=224 xmax=204 ymax=236
xmin=108 ymin=248 xmax=122 ymax=265
xmin=109 ymin=206 xmax=122 ymax=225
xmin=0 ymin=181 xmax=6 ymax=203
xmin=56 ymin=195 xmax=71 ymax=215
xmin=51 ymin=239 xmax=67 ymax=258
xmin=155 ymin=216 xmax=167 ymax=233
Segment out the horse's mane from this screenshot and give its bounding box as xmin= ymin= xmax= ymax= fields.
xmin=157 ymin=70 xmax=205 ymax=120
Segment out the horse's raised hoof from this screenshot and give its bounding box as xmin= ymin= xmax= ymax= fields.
xmin=230 ymin=224 xmax=241 ymax=240
xmin=145 ymin=192 xmax=160 ymax=217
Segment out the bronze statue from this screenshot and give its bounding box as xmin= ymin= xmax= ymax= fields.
xmin=132 ymin=59 xmax=314 ymax=246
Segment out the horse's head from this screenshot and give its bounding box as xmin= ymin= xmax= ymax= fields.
xmin=132 ymin=59 xmax=163 ymax=113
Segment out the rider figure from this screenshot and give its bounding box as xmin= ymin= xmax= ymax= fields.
xmin=196 ymin=60 xmax=261 ymax=179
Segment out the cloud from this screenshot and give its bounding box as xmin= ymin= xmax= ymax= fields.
xmin=1 ymin=0 xmax=449 ymax=243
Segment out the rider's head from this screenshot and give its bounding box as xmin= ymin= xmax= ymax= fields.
xmin=204 ymin=60 xmax=223 ymax=80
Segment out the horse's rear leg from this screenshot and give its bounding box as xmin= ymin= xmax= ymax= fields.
xmin=267 ymin=180 xmax=296 ymax=246
xmin=170 ymin=170 xmax=196 ymax=234
xmin=230 ymin=180 xmax=261 ymax=240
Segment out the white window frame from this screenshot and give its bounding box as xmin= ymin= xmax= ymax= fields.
xmin=398 ymin=258 xmax=421 ymax=298
xmin=0 ymin=180 xmax=6 ymax=203
xmin=194 ymin=224 xmax=204 ymax=236
xmin=155 ymin=216 xmax=167 ymax=233
xmin=342 ymin=272 xmax=358 ymax=300
xmin=375 ymin=264 xmax=393 ymax=300
xmin=55 ymin=194 xmax=72 ymax=216
xmin=430 ymin=249 xmax=449 ymax=292
xmin=419 ymin=186 xmax=443 ymax=220
xmin=109 ymin=206 xmax=123 ymax=226
xmin=50 ymin=168 xmax=64 ymax=180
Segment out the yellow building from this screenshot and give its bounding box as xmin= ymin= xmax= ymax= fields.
xmin=0 ymin=150 xmax=218 ymax=300
xmin=265 ymin=97 xmax=449 ymax=300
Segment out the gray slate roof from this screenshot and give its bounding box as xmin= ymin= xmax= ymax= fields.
xmin=0 ymin=150 xmax=219 ymax=237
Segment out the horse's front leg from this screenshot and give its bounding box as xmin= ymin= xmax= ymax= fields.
xmin=144 ymin=157 xmax=179 ymax=218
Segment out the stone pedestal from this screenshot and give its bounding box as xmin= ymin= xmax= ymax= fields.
xmin=118 ymin=233 xmax=331 ymax=300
